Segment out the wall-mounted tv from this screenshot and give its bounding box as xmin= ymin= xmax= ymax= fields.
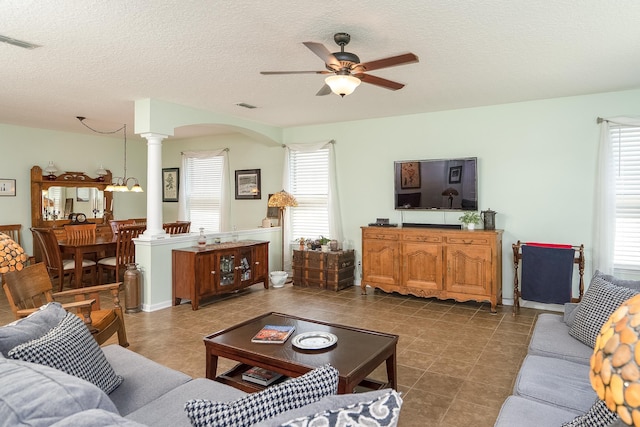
xmin=394 ymin=157 xmax=478 ymax=211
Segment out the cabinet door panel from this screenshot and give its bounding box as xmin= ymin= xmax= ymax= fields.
xmin=195 ymin=253 xmax=218 ymax=296
xmin=237 ymin=247 xmax=253 ymax=286
xmin=252 ymin=244 xmax=267 ymax=282
xmin=363 ymin=240 xmax=400 ymax=285
xmin=403 ymin=243 xmax=442 ymax=291
xmin=445 ymin=245 xmax=492 ymax=295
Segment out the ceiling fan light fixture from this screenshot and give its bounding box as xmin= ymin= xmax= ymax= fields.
xmin=325 ymin=74 xmax=361 ymax=97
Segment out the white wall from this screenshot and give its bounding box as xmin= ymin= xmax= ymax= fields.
xmin=282 ymin=89 xmax=640 ymax=307
xmin=0 ymin=124 xmax=147 ymax=254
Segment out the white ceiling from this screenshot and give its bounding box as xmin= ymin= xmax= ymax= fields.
xmin=3 ymin=1 xmax=640 ymax=139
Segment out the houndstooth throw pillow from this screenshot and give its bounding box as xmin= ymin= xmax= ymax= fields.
xmin=568 ymin=277 xmax=639 ymax=348
xmin=7 ymin=311 xmax=123 ymax=394
xmin=280 ymin=389 xmax=403 ymax=427
xmin=562 ymin=398 xmax=619 ymax=426
xmin=184 ymin=365 xmax=339 ymax=427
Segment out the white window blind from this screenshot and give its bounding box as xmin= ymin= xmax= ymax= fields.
xmin=186 ymin=156 xmax=224 ymax=232
xmin=289 ymin=148 xmax=330 ymax=240
xmin=611 ymin=125 xmax=640 ymax=269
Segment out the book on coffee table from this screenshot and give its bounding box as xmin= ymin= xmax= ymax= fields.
xmin=251 ymin=325 xmax=295 ymax=344
xmin=242 ymin=366 xmax=284 ymax=386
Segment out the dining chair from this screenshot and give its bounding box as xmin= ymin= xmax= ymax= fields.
xmin=0 ymin=224 xmax=35 ymax=264
xmin=31 ymin=227 xmax=97 ymax=291
xmin=130 ymin=218 xmax=147 ymax=226
xmin=2 ymin=262 xmax=129 ymax=347
xmin=109 ymin=219 xmax=135 ymax=236
xmin=162 ymin=221 xmax=191 ymax=235
xmin=64 ymin=223 xmax=97 ymax=240
xmin=97 ymin=224 xmax=146 ymax=283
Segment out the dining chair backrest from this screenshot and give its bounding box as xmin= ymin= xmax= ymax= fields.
xmin=130 ymin=218 xmax=147 ymax=226
xmin=0 ymin=224 xmax=23 ymax=246
xmin=31 ymin=228 xmax=66 ymax=289
xmin=64 ymin=223 xmax=96 ymax=241
xmin=115 ymin=224 xmax=146 ymax=277
xmin=109 ymin=219 xmax=135 ymax=236
xmin=163 ymin=221 xmax=191 ymax=235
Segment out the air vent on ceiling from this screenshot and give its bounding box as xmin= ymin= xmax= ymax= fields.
xmin=235 ymin=102 xmax=257 ymax=109
xmin=0 ymin=34 xmax=40 ymax=49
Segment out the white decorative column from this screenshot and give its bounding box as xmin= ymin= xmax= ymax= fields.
xmin=140 ymin=133 xmax=168 ymax=239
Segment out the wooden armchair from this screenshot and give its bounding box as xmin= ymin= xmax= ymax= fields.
xmin=2 ymin=262 xmax=128 ymax=347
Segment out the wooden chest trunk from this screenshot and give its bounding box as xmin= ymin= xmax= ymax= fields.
xmin=292 ymin=249 xmax=355 ymax=291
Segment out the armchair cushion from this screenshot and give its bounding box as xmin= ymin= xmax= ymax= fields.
xmin=0 ymin=302 xmax=66 ymax=356
xmin=7 ymin=305 xmax=123 ymax=394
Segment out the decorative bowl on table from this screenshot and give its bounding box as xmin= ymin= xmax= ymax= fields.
xmin=269 ymin=271 xmax=288 ymax=288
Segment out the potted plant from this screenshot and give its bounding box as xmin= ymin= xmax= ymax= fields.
xmin=458 ymin=212 xmax=481 ymax=230
xmin=318 ymin=236 xmax=331 ymax=252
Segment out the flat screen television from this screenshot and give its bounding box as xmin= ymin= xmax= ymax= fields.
xmin=394 ymin=157 xmax=478 ymax=211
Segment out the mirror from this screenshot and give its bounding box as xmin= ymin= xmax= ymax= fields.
xmin=31 ymin=166 xmax=114 ymax=230
xmin=42 ymin=187 xmax=105 ymax=221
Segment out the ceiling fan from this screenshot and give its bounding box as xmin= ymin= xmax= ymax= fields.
xmin=260 ymin=32 xmax=419 ymax=97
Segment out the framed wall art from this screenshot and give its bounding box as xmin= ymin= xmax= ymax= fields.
xmin=448 ymin=166 xmax=462 ymax=184
xmin=0 ymin=179 xmax=16 ymax=196
xmin=400 ymin=162 xmax=420 ymax=189
xmin=162 ymin=168 xmax=179 ymax=202
xmin=235 ymin=169 xmax=261 ymax=200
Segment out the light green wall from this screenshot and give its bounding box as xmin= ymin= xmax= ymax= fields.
xmin=0 ymin=123 xmax=147 ymax=254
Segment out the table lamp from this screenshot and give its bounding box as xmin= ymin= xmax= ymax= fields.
xmin=268 ymin=190 xmax=298 ymax=271
xmin=0 ymin=232 xmax=28 ymax=274
xmin=591 ymin=293 xmax=640 ymax=425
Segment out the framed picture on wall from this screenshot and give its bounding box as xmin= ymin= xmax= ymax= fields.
xmin=448 ymin=166 xmax=462 ymax=184
xmin=162 ymin=168 xmax=179 ymax=202
xmin=235 ymin=169 xmax=261 ymax=200
xmin=400 ymin=162 xmax=420 ymax=189
xmin=0 ymin=179 xmax=16 ymax=196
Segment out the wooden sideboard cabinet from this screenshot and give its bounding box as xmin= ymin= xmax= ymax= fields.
xmin=361 ymin=227 xmax=503 ymax=312
xmin=292 ymin=249 xmax=355 ymax=291
xmin=172 ymin=240 xmax=269 ymax=310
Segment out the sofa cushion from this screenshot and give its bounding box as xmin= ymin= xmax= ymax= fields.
xmin=279 ymin=389 xmax=402 ymax=427
xmin=528 ymin=313 xmax=593 ymax=365
xmin=494 ymin=396 xmax=581 ymax=427
xmin=0 ymin=302 xmax=67 ymax=356
xmin=50 ymin=409 xmax=147 ymax=427
xmin=595 ymin=270 xmax=640 ymax=290
xmin=102 ymin=344 xmax=192 ymax=416
xmin=184 ymin=365 xmax=338 ymax=427
xmin=0 ymin=356 xmax=118 ymax=427
xmin=568 ymin=276 xmax=639 ymax=348
xmin=514 ymin=355 xmax=596 ymax=413
xmin=561 ymin=398 xmax=619 ymax=426
xmin=7 ymin=310 xmax=123 ymax=394
xmin=126 ymin=378 xmax=247 ymax=426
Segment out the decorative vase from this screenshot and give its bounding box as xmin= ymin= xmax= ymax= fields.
xmin=321 ymin=245 xmax=330 ymax=253
xmin=329 ymin=240 xmax=338 ymax=251
xmin=198 ymin=228 xmax=207 ymax=247
xmin=123 ymin=263 xmax=142 ymax=313
xmin=467 ymin=223 xmax=475 ymax=230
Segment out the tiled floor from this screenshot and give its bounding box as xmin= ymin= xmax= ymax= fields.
xmin=0 ymin=283 xmax=546 ymax=426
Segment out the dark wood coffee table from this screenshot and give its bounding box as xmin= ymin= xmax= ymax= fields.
xmin=204 ymin=312 xmax=398 ymax=394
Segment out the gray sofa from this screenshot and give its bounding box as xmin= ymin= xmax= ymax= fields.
xmin=494 ymin=272 xmax=640 ymax=427
xmin=0 ymin=302 xmax=401 ymax=427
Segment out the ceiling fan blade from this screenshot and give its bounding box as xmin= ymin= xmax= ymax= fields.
xmin=315 ymin=84 xmax=332 ymax=96
xmin=261 ymin=70 xmax=330 ymax=75
xmin=302 ymin=41 xmax=341 ymax=70
xmin=355 ymin=53 xmax=419 ymax=73
xmin=356 ymin=73 xmax=405 ymax=91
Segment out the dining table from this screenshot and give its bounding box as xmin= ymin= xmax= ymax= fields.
xmin=58 ymin=235 xmax=117 ymax=286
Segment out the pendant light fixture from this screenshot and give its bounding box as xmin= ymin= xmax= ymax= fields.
xmin=77 ymin=117 xmax=143 ymax=192
xmin=325 ymin=72 xmax=361 ymax=97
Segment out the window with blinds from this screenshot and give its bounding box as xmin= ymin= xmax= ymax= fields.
xmin=288 ymin=148 xmax=330 ymax=240
xmin=611 ymin=125 xmax=640 ymax=270
xmin=185 ymin=156 xmax=224 ymax=232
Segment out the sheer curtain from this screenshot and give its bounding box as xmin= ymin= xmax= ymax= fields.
xmin=282 ymin=140 xmax=343 ymax=271
xmin=178 ymin=149 xmax=230 ymax=231
xmin=593 ymin=117 xmax=640 ymax=274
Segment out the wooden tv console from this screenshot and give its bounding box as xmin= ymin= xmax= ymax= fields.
xmin=361 ymin=226 xmax=503 ymax=312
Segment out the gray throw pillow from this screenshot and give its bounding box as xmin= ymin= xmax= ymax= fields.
xmin=0 ymin=302 xmax=67 ymax=356
xmin=184 ymin=365 xmax=338 ymax=427
xmin=0 ymin=357 xmax=118 ymax=427
xmin=7 ymin=310 xmax=123 ymax=394
xmin=568 ymin=276 xmax=640 ymax=348
xmin=594 ymin=270 xmax=640 ymax=291
xmin=280 ymin=389 xmax=403 ymax=427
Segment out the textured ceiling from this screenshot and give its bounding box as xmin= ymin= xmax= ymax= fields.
xmin=2 ymin=1 xmax=640 ymax=138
